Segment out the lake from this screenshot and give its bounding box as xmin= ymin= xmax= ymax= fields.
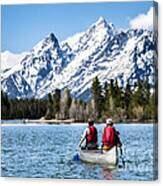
xmin=1 ymin=122 xmax=158 ymax=180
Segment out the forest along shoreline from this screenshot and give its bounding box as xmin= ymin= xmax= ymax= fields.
xmin=2 ymin=77 xmax=158 ymax=124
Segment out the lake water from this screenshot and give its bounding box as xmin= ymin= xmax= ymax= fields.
xmin=1 ymin=122 xmax=158 ymax=180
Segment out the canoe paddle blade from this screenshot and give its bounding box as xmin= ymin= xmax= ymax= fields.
xmin=73 ymin=153 xmax=80 ymax=161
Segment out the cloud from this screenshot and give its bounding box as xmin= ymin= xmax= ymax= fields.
xmin=1 ymin=51 xmax=28 ymax=71
xmin=129 ymin=7 xmax=157 ymax=30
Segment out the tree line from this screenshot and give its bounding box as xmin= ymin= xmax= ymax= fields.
xmin=1 ymin=76 xmax=157 ymax=122
xmin=90 ymin=77 xmax=157 ymax=122
xmin=1 ymin=91 xmax=47 ymax=120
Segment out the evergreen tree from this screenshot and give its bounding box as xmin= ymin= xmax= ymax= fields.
xmin=110 ymin=79 xmax=116 ymax=98
xmin=92 ymin=76 xmax=103 ymax=119
xmin=133 ymin=80 xmax=144 ymax=107
xmin=45 ymin=93 xmax=55 ymax=119
xmin=103 ymin=81 xmax=111 ymax=118
xmin=132 ymin=79 xmax=151 ymax=121
xmin=114 ymin=79 xmax=123 ymax=108
xmin=142 ymin=78 xmax=151 ymax=120
xmin=1 ymin=91 xmax=10 ymax=119
xmin=105 ymin=79 xmax=116 ymax=118
xmin=124 ymin=81 xmax=133 ymax=119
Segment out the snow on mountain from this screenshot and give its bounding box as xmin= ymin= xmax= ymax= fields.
xmin=1 ymin=17 xmax=157 ymax=100
xmin=1 ymin=51 xmax=28 ymax=71
xmin=2 ymin=33 xmax=69 ymax=98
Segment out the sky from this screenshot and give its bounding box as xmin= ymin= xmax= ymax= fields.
xmin=2 ymin=1 xmax=156 ymax=53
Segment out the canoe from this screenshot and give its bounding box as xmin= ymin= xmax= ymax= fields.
xmin=79 ymin=146 xmax=118 ymax=166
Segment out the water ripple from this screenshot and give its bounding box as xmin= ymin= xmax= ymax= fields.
xmin=1 ymin=123 xmax=157 ymax=180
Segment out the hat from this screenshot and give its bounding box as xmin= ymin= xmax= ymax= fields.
xmin=88 ymin=118 xmax=94 ymax=126
xmin=106 ymin=118 xmax=113 ymax=125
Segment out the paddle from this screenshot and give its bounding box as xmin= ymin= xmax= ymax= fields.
xmin=73 ymin=152 xmax=80 ymax=161
xmin=73 ymin=130 xmax=88 ymax=161
xmin=118 ymin=146 xmax=125 ymax=168
xmin=72 ymin=143 xmax=81 ymax=161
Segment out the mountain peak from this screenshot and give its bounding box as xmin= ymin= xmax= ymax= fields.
xmin=44 ymin=32 xmax=59 ymax=47
xmin=2 ymin=19 xmax=155 ymax=101
xmin=97 ymin=16 xmax=106 ymax=23
xmin=95 ymin=16 xmax=107 ymax=27
xmin=48 ymin=32 xmax=58 ymax=43
xmin=93 ymin=17 xmax=115 ymax=33
xmin=31 ymin=32 xmax=60 ymax=55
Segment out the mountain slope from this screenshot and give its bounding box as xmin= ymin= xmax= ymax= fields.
xmin=2 ymin=33 xmax=69 ymax=98
xmin=1 ymin=17 xmax=157 ymax=100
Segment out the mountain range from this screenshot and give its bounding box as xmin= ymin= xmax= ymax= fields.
xmin=1 ymin=17 xmax=157 ymax=101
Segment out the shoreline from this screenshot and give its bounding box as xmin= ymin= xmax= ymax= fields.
xmin=27 ymin=118 xmax=76 ymax=124
xmin=1 ymin=118 xmax=157 ymax=125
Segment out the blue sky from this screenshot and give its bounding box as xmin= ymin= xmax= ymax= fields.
xmin=2 ymin=1 xmax=155 ymax=53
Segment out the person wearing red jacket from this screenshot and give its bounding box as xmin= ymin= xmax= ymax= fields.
xmin=102 ymin=118 xmax=122 ymax=151
xmin=79 ymin=119 xmax=98 ymax=150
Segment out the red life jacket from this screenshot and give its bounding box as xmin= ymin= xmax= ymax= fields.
xmin=87 ymin=126 xmax=97 ymax=143
xmin=102 ymin=126 xmax=115 ymax=147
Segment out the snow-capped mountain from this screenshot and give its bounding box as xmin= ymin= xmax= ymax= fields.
xmin=1 ymin=17 xmax=157 ymax=100
xmin=2 ymin=33 xmax=69 ymax=98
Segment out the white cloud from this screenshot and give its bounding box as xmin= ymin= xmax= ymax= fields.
xmin=1 ymin=51 xmax=28 ymax=71
xmin=129 ymin=7 xmax=157 ymax=30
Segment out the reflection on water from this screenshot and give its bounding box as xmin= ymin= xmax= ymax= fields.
xmin=1 ymin=123 xmax=157 ymax=180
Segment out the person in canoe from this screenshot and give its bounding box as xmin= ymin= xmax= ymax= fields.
xmin=102 ymin=118 xmax=122 ymax=151
xmin=78 ymin=119 xmax=98 ymax=150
